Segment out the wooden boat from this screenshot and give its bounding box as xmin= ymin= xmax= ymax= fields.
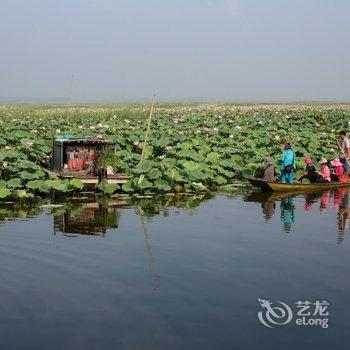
xmin=41 ymin=136 xmax=131 ymax=186
xmin=248 ymin=178 xmax=350 ymax=192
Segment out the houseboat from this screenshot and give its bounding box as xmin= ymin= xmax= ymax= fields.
xmin=41 ymin=135 xmax=130 ymax=186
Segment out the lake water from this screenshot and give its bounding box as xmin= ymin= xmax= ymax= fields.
xmin=0 ymin=190 xmax=349 ymax=350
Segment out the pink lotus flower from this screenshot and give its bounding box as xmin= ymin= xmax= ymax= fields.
xmin=27 ymin=141 xmax=34 ymax=147
xmin=133 ymin=140 xmax=141 ymax=147
xmin=158 ymin=155 xmax=165 ymax=160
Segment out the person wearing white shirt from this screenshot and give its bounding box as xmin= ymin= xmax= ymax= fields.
xmin=338 ymin=131 xmax=350 ymax=173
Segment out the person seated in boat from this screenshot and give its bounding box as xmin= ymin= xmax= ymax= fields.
xmin=280 ymin=143 xmax=296 ymax=184
xmin=316 ymin=158 xmax=331 ymax=183
xmin=330 ymin=158 xmax=344 ymax=182
xmin=262 ymin=158 xmax=276 ymax=182
xmin=297 ymin=156 xmax=317 ymax=183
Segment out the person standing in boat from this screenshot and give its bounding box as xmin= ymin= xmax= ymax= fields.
xmin=280 ymin=143 xmax=296 ymax=184
xmin=338 ymin=131 xmax=350 ymax=173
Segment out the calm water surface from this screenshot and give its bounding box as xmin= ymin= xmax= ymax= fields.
xmin=0 ymin=190 xmax=349 ymax=350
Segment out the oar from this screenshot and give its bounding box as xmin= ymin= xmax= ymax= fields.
xmin=140 ymin=95 xmax=156 ymax=162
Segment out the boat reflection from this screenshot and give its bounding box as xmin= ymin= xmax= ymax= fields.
xmin=245 ymin=188 xmax=350 ymax=242
xmin=53 ymin=199 xmax=130 ymax=237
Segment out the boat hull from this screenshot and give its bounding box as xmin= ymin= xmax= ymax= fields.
xmin=248 ymin=178 xmax=350 ymax=192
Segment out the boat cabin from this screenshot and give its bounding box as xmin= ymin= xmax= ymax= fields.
xmin=42 ymin=136 xmax=130 ymax=185
xmin=51 ymin=136 xmax=114 ymax=173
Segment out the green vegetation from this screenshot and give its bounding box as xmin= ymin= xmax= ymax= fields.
xmin=0 ymin=103 xmax=349 ymax=198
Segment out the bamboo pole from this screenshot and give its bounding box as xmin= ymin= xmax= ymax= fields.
xmin=140 ymin=95 xmax=156 ymax=162
xmin=67 ymin=73 xmax=74 ymax=113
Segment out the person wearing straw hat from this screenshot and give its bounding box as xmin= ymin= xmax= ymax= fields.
xmin=316 ymin=157 xmax=331 ymax=183
xmin=330 ymin=158 xmax=345 ymax=182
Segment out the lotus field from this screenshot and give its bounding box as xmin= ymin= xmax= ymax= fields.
xmin=0 ymin=104 xmax=349 ymax=199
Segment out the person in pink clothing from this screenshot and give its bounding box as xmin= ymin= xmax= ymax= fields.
xmin=330 ymin=158 xmax=344 ymax=182
xmin=316 ymin=157 xmax=331 ymax=183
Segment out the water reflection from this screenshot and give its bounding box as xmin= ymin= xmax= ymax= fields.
xmin=0 ymin=190 xmax=348 ymax=243
xmin=140 ymin=216 xmax=159 ymax=289
xmin=53 ymin=200 xmax=130 ymax=236
xmin=129 ymin=193 xmax=215 ymax=217
xmin=246 ymin=188 xmax=350 ymax=242
xmin=280 ymin=197 xmax=295 ymax=233
xmin=0 ymin=194 xmax=215 ymax=235
xmin=0 ymin=202 xmax=43 ymax=222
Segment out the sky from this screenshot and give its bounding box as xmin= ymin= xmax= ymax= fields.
xmin=1 ymin=0 xmax=350 ymax=103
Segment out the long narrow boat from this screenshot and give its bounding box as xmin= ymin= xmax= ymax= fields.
xmin=249 ymin=178 xmax=350 ymax=192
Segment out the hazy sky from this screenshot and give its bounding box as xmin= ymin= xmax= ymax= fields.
xmin=1 ymin=0 xmax=350 ymax=102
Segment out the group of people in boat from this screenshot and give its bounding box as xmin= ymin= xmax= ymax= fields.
xmin=262 ymin=131 xmax=350 ymax=184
